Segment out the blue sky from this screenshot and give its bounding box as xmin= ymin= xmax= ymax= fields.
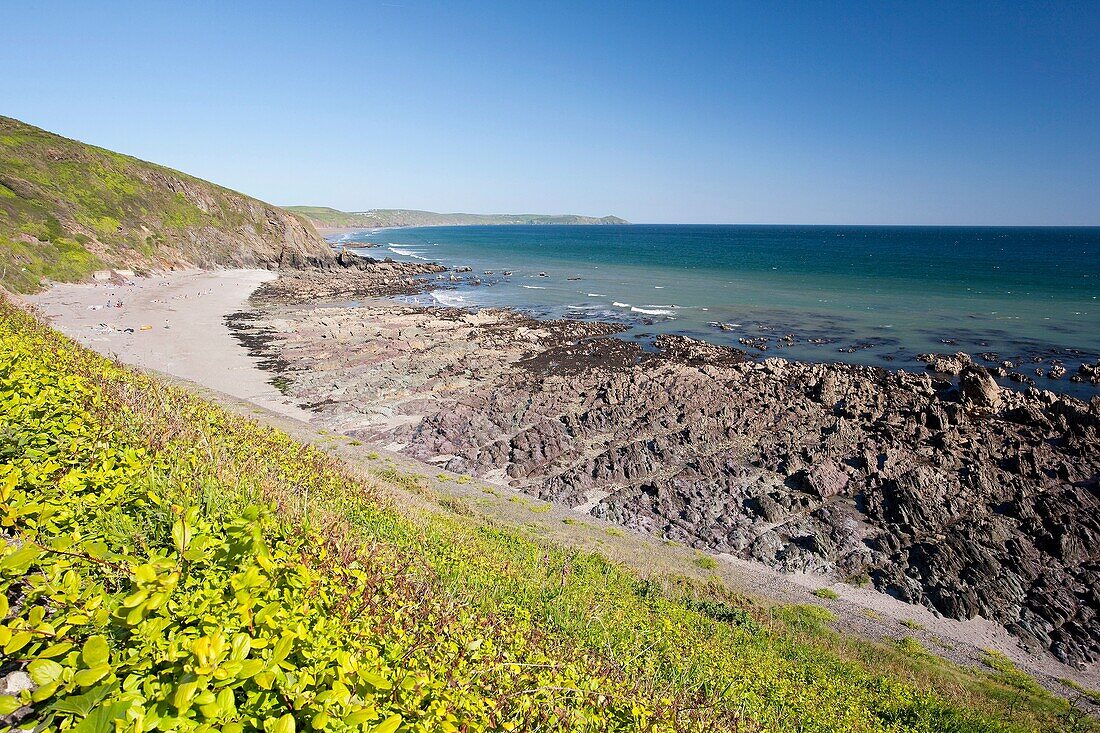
xmin=2 ymin=1 xmax=1098 ymax=224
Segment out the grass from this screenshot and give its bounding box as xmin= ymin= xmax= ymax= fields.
xmin=1060 ymin=679 xmax=1100 ymax=706
xmin=773 ymin=604 xmax=838 ymax=634
xmin=901 ymin=619 xmax=925 ymax=631
xmin=694 ymin=554 xmax=719 ymax=570
xmin=813 ymin=587 xmax=840 ymax=600
xmin=896 ymin=636 xmax=930 ymax=657
xmin=982 ymin=650 xmax=1048 ymax=697
xmin=1 ymin=297 xmax=1095 ymax=732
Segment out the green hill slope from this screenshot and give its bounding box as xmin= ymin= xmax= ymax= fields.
xmin=286 ymin=206 xmax=629 ymax=228
xmin=0 ymin=117 xmax=335 ymax=293
xmin=2 ymin=296 xmax=1092 ymax=732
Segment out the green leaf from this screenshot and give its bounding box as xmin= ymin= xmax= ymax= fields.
xmin=237 ymin=659 xmax=265 ymax=678
xmin=273 ymin=713 xmax=297 ymax=733
xmin=3 ymin=630 xmax=32 ymax=655
xmin=361 ymin=671 xmax=392 ymax=691
xmin=171 ymin=517 xmax=192 ymax=554
xmin=82 ymin=634 xmax=110 ymax=667
xmin=0 ymin=543 xmax=41 ymax=573
xmin=73 ymin=664 xmax=110 ymax=687
xmin=172 ymin=680 xmax=199 ymax=711
xmin=0 ymin=695 xmax=23 ymax=716
xmin=272 ymin=633 xmax=295 ymax=663
xmin=73 ymin=700 xmax=131 ymax=733
xmin=28 ymin=658 xmax=64 ymax=686
xmin=52 ymin=683 xmax=112 ymax=716
xmin=39 ymin=641 xmax=74 ymax=658
xmin=371 ymin=713 xmax=403 ymax=733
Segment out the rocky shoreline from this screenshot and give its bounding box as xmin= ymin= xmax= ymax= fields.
xmin=234 ymin=262 xmax=1100 ymax=668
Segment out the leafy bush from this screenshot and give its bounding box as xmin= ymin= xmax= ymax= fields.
xmin=813 ymin=587 xmax=840 ymax=600
xmin=773 ymin=604 xmax=837 ymax=634
xmin=694 ymin=555 xmax=718 ymax=570
xmin=981 ymin=650 xmax=1046 ymax=696
xmin=682 ymin=599 xmax=759 ymax=630
xmin=895 ymin=636 xmax=929 ymax=657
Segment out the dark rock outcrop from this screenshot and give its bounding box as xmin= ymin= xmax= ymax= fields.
xmin=242 ymin=279 xmax=1100 ymax=666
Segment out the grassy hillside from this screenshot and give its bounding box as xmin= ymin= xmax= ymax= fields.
xmin=286 ymin=206 xmax=629 ymax=228
xmin=0 ymin=117 xmax=333 ymax=293
xmin=1 ymin=297 xmax=1094 ymax=731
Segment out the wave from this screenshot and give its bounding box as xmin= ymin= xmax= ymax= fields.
xmin=587 ymin=293 xmax=605 ymax=297
xmin=521 ymin=285 xmax=546 ymax=289
xmin=431 ymin=292 xmax=467 ymax=307
xmin=612 ymin=301 xmax=631 ymax=308
xmin=388 ymin=245 xmax=429 ymax=261
xmin=631 ymin=306 xmax=674 ymax=315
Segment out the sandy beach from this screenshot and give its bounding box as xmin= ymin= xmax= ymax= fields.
xmin=27 ymin=269 xmax=314 ymax=423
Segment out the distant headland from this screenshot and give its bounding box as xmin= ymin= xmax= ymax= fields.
xmin=285 ymin=206 xmax=629 ymax=229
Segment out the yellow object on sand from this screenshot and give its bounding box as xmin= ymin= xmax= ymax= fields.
xmin=139 ymin=324 xmax=153 ymax=331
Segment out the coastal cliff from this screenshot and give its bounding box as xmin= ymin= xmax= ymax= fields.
xmin=286 ymin=206 xmax=629 ymax=228
xmin=0 ymin=116 xmax=336 ymax=292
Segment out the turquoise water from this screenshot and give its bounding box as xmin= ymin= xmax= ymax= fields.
xmin=334 ymin=225 xmax=1100 ymax=397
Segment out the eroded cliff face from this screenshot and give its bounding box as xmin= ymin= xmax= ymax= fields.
xmin=0 ymin=115 xmax=336 ymax=291
xmin=133 ymin=168 xmax=336 ymax=270
xmin=235 ymin=269 xmax=1100 ymax=667
xmin=124 ymin=168 xmax=337 ymax=271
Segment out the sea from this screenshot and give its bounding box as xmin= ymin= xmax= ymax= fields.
xmin=331 ymin=225 xmax=1100 ymax=399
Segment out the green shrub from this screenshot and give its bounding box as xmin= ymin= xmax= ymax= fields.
xmin=895 ymin=636 xmax=928 ymax=657
xmin=812 ymin=587 xmax=839 ymax=600
xmin=694 ymin=554 xmax=719 ymax=570
xmin=981 ymin=650 xmax=1045 ymax=696
xmin=774 ymin=604 xmax=837 ymax=634
xmin=683 ymin=599 xmax=760 ymax=630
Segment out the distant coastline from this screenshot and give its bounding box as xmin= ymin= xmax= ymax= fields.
xmin=287 ymin=205 xmax=629 ymax=230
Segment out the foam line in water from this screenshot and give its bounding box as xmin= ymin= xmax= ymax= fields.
xmin=432 ymin=292 xmax=467 ymax=307
xmin=388 ymin=245 xmax=429 ymax=260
